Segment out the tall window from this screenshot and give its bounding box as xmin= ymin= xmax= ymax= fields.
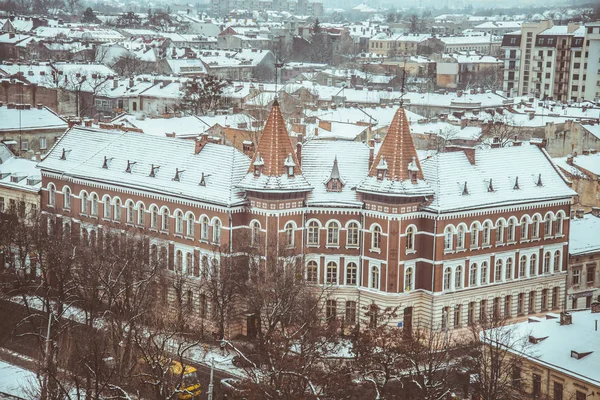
xmin=405 ymin=267 xmax=414 ymax=291
xmin=137 ymin=203 xmax=145 ymax=225
xmin=371 ymin=266 xmax=380 ymax=290
xmin=470 ymin=223 xmax=479 ymax=247
xmin=544 ymin=214 xmax=553 ymax=236
xmin=326 ymin=262 xmax=338 ymax=284
xmin=443 ymin=267 xmax=452 ymax=290
xmin=175 ymin=250 xmax=183 ymax=272
xmin=201 ymin=216 xmax=209 ymax=240
xmin=326 ymin=299 xmax=337 ymax=323
xmin=496 ymin=220 xmax=505 ymax=243
xmin=91 ymin=194 xmax=98 ymax=216
xmin=573 ymin=269 xmax=581 ymax=285
xmin=161 ymin=208 xmax=169 ymax=231
xmin=284 ymin=222 xmax=294 ymax=247
xmin=532 ymin=215 xmax=541 ymax=238
xmin=63 ymin=187 xmax=71 ymax=209
xmin=455 ymin=266 xmax=463 ymax=289
xmin=482 ymin=221 xmax=492 ymax=246
xmin=126 ymin=201 xmax=134 ymax=223
xmin=327 ymin=222 xmax=340 ymax=246
xmin=345 ymin=301 xmax=356 ymax=325
xmin=307 ymin=221 xmax=319 ymax=245
xmin=406 ymin=226 xmax=415 ymax=251
xmin=444 ymin=226 xmax=454 ymax=250
xmin=457 ymin=225 xmax=465 ymax=249
xmin=81 ymin=192 xmax=89 ymax=214
xmin=470 ymin=263 xmax=478 ymax=286
xmin=306 ymin=261 xmax=318 ymax=283
xmin=507 ymin=218 xmax=516 ymax=242
xmin=103 ymin=197 xmax=111 ymax=219
xmin=519 ymin=255 xmax=527 ymax=278
xmin=529 ymin=254 xmax=537 ymax=277
xmin=186 ymin=214 xmax=194 ymax=237
xmin=495 ymin=259 xmax=503 ymax=282
xmin=555 ymin=213 xmax=564 ymax=235
xmin=554 ymin=251 xmax=561 ymax=272
xmin=251 ymin=221 xmax=260 ymax=246
xmin=347 ymin=222 xmax=359 ymax=247
xmin=481 ymin=261 xmax=488 ymax=284
xmin=544 ymin=252 xmax=551 ymax=274
xmin=48 ymin=184 xmax=56 ymax=206
xmin=506 ymin=258 xmax=513 ymax=280
xmin=151 ymin=206 xmax=159 ymax=229
xmin=520 ymin=217 xmax=528 ymax=240
xmin=174 ymin=211 xmax=183 ymax=234
xmin=371 ymin=226 xmax=382 ymax=250
xmin=113 ymin=198 xmax=121 ymax=221
xmin=346 ymin=262 xmax=357 ymax=285
xmin=213 ymin=219 xmax=221 ymax=244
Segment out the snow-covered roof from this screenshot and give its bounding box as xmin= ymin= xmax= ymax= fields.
xmin=421 ymin=144 xmax=576 ymax=212
xmin=474 ymin=21 xmax=522 ymax=29
xmin=483 ymin=310 xmax=600 ymax=388
xmin=581 ymin=124 xmax=600 ymax=141
xmin=166 ymin=59 xmax=208 ymax=75
xmin=39 ymin=127 xmax=250 ymax=207
xmin=0 ymin=105 xmax=67 ymax=131
xmin=0 ymin=151 xmax=41 ymax=194
xmin=302 ymin=140 xmax=370 ymax=206
xmin=440 ymin=35 xmax=501 ymax=45
xmin=307 ymin=121 xmax=368 ymax=141
xmin=569 ymin=214 xmax=600 ymax=256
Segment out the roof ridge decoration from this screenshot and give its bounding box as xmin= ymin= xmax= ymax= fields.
xmin=367 ymin=107 xmax=423 ymax=182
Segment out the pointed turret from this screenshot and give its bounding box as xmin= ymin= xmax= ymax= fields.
xmin=324 ymin=156 xmax=345 ymax=192
xmin=357 ymin=107 xmax=433 ymax=197
xmin=238 ymin=100 xmax=311 ymax=192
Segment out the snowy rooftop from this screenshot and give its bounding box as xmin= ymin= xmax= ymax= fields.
xmin=0 ymin=105 xmax=67 ymax=131
xmin=484 ymin=310 xmax=600 ymax=388
xmin=440 ymin=35 xmax=502 ymax=45
xmin=39 ymin=127 xmax=250 ymax=207
xmin=569 ymin=214 xmax=600 ymax=256
xmin=420 ymin=144 xmax=576 ymax=212
xmin=0 ymin=152 xmax=41 ymax=194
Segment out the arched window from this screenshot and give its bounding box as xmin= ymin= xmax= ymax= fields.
xmin=371 ymin=225 xmax=382 ymax=250
xmin=103 ymin=196 xmax=111 ymax=219
xmin=444 ymin=267 xmax=452 ymax=290
xmin=327 ymin=221 xmax=340 ymax=246
xmin=457 ymin=225 xmax=466 ymax=249
xmin=90 ymin=194 xmax=98 ymax=216
xmin=251 ymin=221 xmax=260 ymax=246
xmin=505 ymin=258 xmax=513 ymax=280
xmin=544 ymin=214 xmax=553 ymax=236
xmin=307 ymin=221 xmax=319 ymax=245
xmin=481 ymin=261 xmax=488 ymax=284
xmin=201 ymin=216 xmax=209 ymax=240
xmin=138 ymin=203 xmax=145 ymax=225
xmin=482 ymin=221 xmax=492 ymax=246
xmin=126 ymin=201 xmax=134 ymax=223
xmin=284 ymin=222 xmax=294 ymax=247
xmin=326 ymin=261 xmax=338 ymax=284
xmin=186 ymin=252 xmax=193 ymax=276
xmin=542 ymin=252 xmax=550 ymax=274
xmin=347 ymin=222 xmax=359 ymax=247
xmin=470 ymin=223 xmax=479 ymax=248
xmin=186 ymin=214 xmax=194 ymax=237
xmin=346 ymin=262 xmax=357 ymax=285
xmin=175 ymin=211 xmax=184 ymax=234
xmin=519 ymin=255 xmax=527 ymax=278
xmin=532 ymin=215 xmax=541 ymax=239
xmin=371 ymin=266 xmax=380 ymax=290
xmin=529 ymin=254 xmax=537 ymax=277
xmin=150 ymin=206 xmax=159 ymax=229
xmin=455 ymin=266 xmax=463 ymax=289
xmin=444 ymin=226 xmax=454 ymax=250
xmin=175 ymin=250 xmax=183 ymax=272
xmin=555 ymin=213 xmax=564 ymax=235
xmin=507 ymin=218 xmax=516 ymax=242
xmin=405 ymin=267 xmax=414 ymax=292
xmin=306 ymin=261 xmax=318 ymax=283
xmin=113 ymin=198 xmax=122 ymax=221
xmin=496 ymin=220 xmax=505 ymax=243
xmin=406 ymin=226 xmax=415 ymax=251
xmin=81 ymin=192 xmax=89 ymax=214
xmin=48 ymin=184 xmax=56 ymax=207
xmin=495 ymin=259 xmax=503 ymax=282
xmin=520 ymin=217 xmax=528 ymax=240
xmin=63 ymin=186 xmax=71 ymax=209
xmin=470 ymin=263 xmax=478 ymax=286
xmin=554 ymin=251 xmax=561 ymax=272
xmin=161 ymin=208 xmax=169 ymax=231
xmin=213 ymin=219 xmax=222 ymax=244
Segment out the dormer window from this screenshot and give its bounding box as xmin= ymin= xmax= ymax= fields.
xmin=149 ymin=164 xmax=160 ymax=177
xmin=284 ymin=153 xmax=295 ymax=177
xmin=325 ymin=156 xmax=344 ymax=192
xmin=125 ymin=160 xmax=137 ymax=173
xmin=253 ymin=152 xmax=264 ymax=177
xmin=570 ymin=350 xmax=593 ymax=360
xmin=376 ymin=157 xmax=388 ymax=181
xmin=408 ymin=156 xmax=419 ymax=184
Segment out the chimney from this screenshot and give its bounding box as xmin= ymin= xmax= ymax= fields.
xmin=575 ymin=209 xmax=584 ymax=219
xmin=460 ymin=118 xmax=468 ymax=129
xmin=591 ymin=149 xmax=597 ymax=155
xmin=369 ymin=138 xmax=375 ymax=168
xmin=129 ymin=78 xmax=134 ymax=88
xmin=591 ymin=302 xmax=600 ymax=313
xmin=567 ymin=154 xmax=574 ymax=165
xmin=457 ymin=90 xmax=463 ymax=98
xmin=559 ymin=311 xmax=572 ymax=326
xmin=36 ymin=103 xmax=43 ymax=110
xmin=314 ymin=127 xmax=318 ymax=137
xmin=318 ymin=120 xmax=332 ymax=131
xmin=591 ymin=207 xmax=600 ymax=217
xmin=445 ymin=145 xmax=476 ymax=165
xmin=195 ymin=134 xmax=208 ymax=154
xmin=113 ymin=77 xmax=118 ymax=89
xmin=529 ymin=112 xmax=535 ymax=120
xmin=7 ymin=103 xmax=15 ymax=109
xmin=84 ymin=119 xmax=92 ymax=127
xmin=16 ymin=104 xmax=24 ymax=110
xmin=296 ymin=142 xmax=302 ymax=164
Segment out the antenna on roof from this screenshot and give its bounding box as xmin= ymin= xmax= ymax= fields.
xmin=274 ymin=59 xmax=284 ymax=96
xmin=399 ymin=60 xmax=407 ymax=108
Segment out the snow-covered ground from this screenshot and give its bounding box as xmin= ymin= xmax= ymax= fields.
xmin=0 ymin=361 xmax=37 ymax=399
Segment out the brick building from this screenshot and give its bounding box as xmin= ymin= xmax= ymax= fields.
xmin=38 ymin=102 xmax=576 ymax=334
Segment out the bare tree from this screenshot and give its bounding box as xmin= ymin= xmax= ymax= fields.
xmin=178 ymin=75 xmax=230 ymax=116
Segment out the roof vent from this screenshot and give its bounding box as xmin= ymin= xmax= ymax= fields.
xmin=513 ymin=176 xmax=520 ymax=190
xmin=60 ymin=148 xmax=71 ymax=160
xmin=150 ymin=164 xmax=160 ymax=177
xmin=570 ymin=350 xmax=593 ymax=360
xmin=528 ymin=335 xmax=548 ymax=344
xmin=173 ymin=168 xmax=184 ymax=181
xmin=102 ymin=156 xmax=113 ymax=169
xmin=462 ymin=181 xmax=469 ymax=196
xmin=199 ymin=172 xmax=207 ymax=186
xmin=487 ymin=178 xmax=494 ymax=192
xmin=536 ymin=173 xmax=543 ymax=187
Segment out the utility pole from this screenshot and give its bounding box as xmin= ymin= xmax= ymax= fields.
xmin=207 ymin=358 xmax=215 ymax=400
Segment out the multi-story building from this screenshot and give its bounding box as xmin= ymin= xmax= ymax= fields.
xmin=567 ymin=210 xmax=600 ymax=310
xmin=502 ymin=20 xmax=600 ymax=102
xmin=38 ymin=102 xmax=575 ymax=334
xmin=0 ymin=143 xmax=41 ymax=216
